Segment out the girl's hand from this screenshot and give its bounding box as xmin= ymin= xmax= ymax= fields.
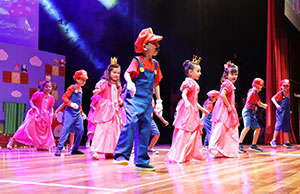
xmin=185 ymin=101 xmax=191 ymax=108
xmin=33 ymin=106 xmax=40 ymax=114
xmin=227 ymin=105 xmax=232 ymax=113
xmin=276 ymin=105 xmax=281 ymax=110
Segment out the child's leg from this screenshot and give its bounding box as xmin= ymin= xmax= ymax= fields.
xmin=239 ymin=127 xmax=250 ymax=143
xmin=283 ymin=132 xmax=289 ymax=143
xmin=57 ymin=112 xmax=73 ymax=150
xmin=69 ymin=132 xmax=75 ymax=149
xmin=72 ymin=115 xmax=84 ymax=152
xmin=252 ymin=128 xmax=261 ymax=145
xmin=148 ymin=119 xmax=160 ymax=151
xmin=86 ymin=133 xmax=92 ymax=147
xmin=148 ymin=135 xmax=160 ymax=150
xmin=272 ymin=130 xmax=280 ymax=141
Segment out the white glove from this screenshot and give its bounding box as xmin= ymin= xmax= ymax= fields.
xmin=127 ymin=82 xmax=136 ymax=97
xmin=155 ymin=99 xmax=163 ymax=117
xmin=70 ymin=103 xmax=79 ymax=109
xmin=82 ymin=113 xmax=87 ymax=120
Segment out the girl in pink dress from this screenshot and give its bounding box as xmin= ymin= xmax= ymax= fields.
xmin=91 ymin=57 xmax=123 ymax=159
xmin=7 ymin=77 xmax=55 ymax=150
xmin=166 ymin=56 xmax=209 ymax=163
xmin=209 ymin=61 xmax=239 ymax=158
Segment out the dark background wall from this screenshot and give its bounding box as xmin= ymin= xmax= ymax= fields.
xmin=39 ymin=0 xmax=268 ymax=144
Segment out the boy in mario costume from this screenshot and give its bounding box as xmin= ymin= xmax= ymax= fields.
xmin=270 ymin=79 xmax=293 ymax=148
xmin=239 ymin=78 xmax=267 ymax=153
xmin=55 ymin=70 xmax=88 ymax=156
xmin=113 ymin=28 xmax=163 ymax=171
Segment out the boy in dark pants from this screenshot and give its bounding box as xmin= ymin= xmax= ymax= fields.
xmin=55 ymin=70 xmax=88 ymax=156
xmin=114 ymin=28 xmax=163 ymax=171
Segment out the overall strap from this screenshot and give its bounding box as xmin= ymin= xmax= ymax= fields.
xmin=135 ymin=56 xmax=144 ymax=72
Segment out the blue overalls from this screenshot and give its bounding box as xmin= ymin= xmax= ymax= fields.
xmin=203 ymin=104 xmax=212 ymax=147
xmin=114 ymin=56 xmax=156 ymax=165
xmin=275 ymin=91 xmax=290 ymax=132
xmin=57 ymin=85 xmax=84 ymax=151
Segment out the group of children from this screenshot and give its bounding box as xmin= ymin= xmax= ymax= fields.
xmin=6 ymin=27 xmax=295 ymax=171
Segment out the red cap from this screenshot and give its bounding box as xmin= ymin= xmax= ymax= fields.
xmin=252 ymin=78 xmax=264 ymax=87
xmin=73 ymin=70 xmax=88 ymax=81
xmin=280 ymin=79 xmax=290 ymax=86
xmin=134 ymin=28 xmax=163 ymax=53
xmin=207 ymin=90 xmax=219 ymax=98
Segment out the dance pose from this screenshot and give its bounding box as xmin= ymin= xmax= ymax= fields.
xmin=90 ymin=57 xmax=123 ymax=160
xmin=166 ymin=56 xmax=208 ymax=163
xmin=270 ymin=79 xmax=293 ymax=148
xmin=55 ymin=70 xmax=88 ymax=156
xmin=114 ymin=28 xmax=163 ymax=171
xmin=7 ymin=77 xmax=55 ymax=150
xmin=239 ymin=78 xmax=267 ymax=153
xmin=209 ymin=61 xmax=239 ymax=158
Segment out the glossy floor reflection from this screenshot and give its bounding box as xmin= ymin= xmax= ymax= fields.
xmin=1 ymin=145 xmax=300 ymax=193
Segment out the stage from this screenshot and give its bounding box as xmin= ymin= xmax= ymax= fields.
xmin=1 ymin=145 xmax=300 ymax=193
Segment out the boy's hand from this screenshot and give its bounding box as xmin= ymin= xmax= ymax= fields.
xmin=82 ymin=113 xmax=87 ymax=120
xmin=155 ymin=99 xmax=163 ymax=117
xmin=163 ymin=120 xmax=169 ymax=126
xmin=127 ymin=82 xmax=136 ymax=97
xmin=70 ymin=103 xmax=79 ymax=109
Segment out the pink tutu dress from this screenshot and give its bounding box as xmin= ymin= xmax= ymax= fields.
xmin=12 ymin=92 xmax=55 ymax=149
xmin=86 ymin=95 xmax=100 ymax=138
xmin=90 ymin=80 xmax=123 ymax=154
xmin=166 ymin=78 xmax=206 ymax=163
xmin=209 ymin=79 xmax=239 ymax=157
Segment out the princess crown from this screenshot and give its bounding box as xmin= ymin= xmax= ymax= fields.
xmin=45 ymin=75 xmax=51 ymax=82
xmin=110 ymin=57 xmax=118 ymax=65
xmin=192 ymin=55 xmax=202 ymax=65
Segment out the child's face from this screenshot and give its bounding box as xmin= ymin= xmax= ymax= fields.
xmin=281 ymin=84 xmax=289 ymax=93
xmin=254 ymin=85 xmax=263 ymax=93
xmin=189 ymin=65 xmax=201 ymax=80
xmin=77 ymin=77 xmax=87 ymax=87
xmin=227 ymin=72 xmax=238 ymax=83
xmin=144 ymin=43 xmax=159 ymax=56
xmin=43 ymin=83 xmax=52 ymax=95
xmin=210 ymin=96 xmax=217 ymax=103
xmin=110 ymin=67 xmax=121 ymax=82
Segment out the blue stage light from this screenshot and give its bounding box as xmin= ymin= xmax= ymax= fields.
xmin=40 ymin=0 xmax=105 ymax=69
xmin=97 ymin=0 xmax=118 ymax=10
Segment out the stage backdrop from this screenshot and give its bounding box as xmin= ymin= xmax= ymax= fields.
xmin=0 ymin=41 xmax=65 ymax=134
xmin=0 ymin=0 xmax=39 ymax=50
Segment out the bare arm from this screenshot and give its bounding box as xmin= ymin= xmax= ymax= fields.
xmin=182 ymin=89 xmax=190 ymax=106
xmin=153 ymin=111 xmax=169 ymax=126
xmin=54 ymin=103 xmax=65 ymax=116
xmin=154 ymin=84 xmax=161 ymax=100
xmin=257 ymin=101 xmax=267 ymax=109
xmin=271 ymin=96 xmax=281 ymax=109
xmin=197 ymin=103 xmax=209 ymax=115
xmin=220 ymin=89 xmax=231 ymax=112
